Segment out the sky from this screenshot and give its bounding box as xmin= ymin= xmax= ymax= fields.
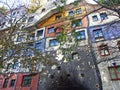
xmin=0 ymin=0 xmax=30 ymax=8
xmin=0 ymin=0 xmax=97 ymax=9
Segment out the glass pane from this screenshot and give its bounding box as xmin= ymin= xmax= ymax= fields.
xmin=105 ymin=50 xmax=109 ymax=55
xmin=109 ymin=68 xmax=116 ymax=79
xmin=68 ymin=10 xmax=74 ymax=16
xmin=81 ymin=35 xmax=85 ymax=39
xmin=99 ymin=32 xmax=103 ymax=37
xmin=78 ymin=21 xmax=82 ymax=25
xmin=116 ymin=67 xmax=120 ymax=78
xmin=48 ymin=27 xmax=54 ymax=33
xmin=77 ymin=36 xmax=80 ymax=39
xmin=76 ymin=9 xmax=81 ymax=14
xmin=94 ymin=34 xmax=98 ymax=38
xmin=81 ymin=31 xmax=85 ymax=35
xmin=92 ymin=15 xmax=98 ymax=21
xmin=37 ymin=30 xmax=43 ymax=36
xmin=72 ymin=23 xmax=76 ymax=27
xmin=55 ymin=41 xmax=58 ymax=46
xmin=93 ymin=29 xmax=103 ymax=39
xmin=50 ymin=42 xmax=54 ymax=47
xmin=100 ymin=50 xmax=104 ymax=56
xmin=100 ymin=13 xmax=107 ymax=20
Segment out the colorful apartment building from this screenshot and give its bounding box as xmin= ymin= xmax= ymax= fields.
xmin=0 ymin=0 xmax=120 ymax=90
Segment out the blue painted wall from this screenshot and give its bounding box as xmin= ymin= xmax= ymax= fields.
xmin=88 ymin=24 xmax=120 ymax=43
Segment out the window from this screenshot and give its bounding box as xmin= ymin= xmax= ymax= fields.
xmin=93 ymin=29 xmax=104 ymax=39
xmin=21 ymin=49 xmax=32 ymax=56
xmin=72 ymin=19 xmax=82 ymax=27
xmin=76 ymin=8 xmax=82 ymax=14
xmin=99 ymin=44 xmax=110 ymax=56
xmin=72 ymin=52 xmax=79 ymax=59
xmin=3 ymin=78 xmax=9 ymax=88
xmin=28 ymin=43 xmax=34 ymax=48
xmin=21 ymin=75 xmax=32 ymax=87
xmin=55 ymin=15 xmax=62 ymax=20
xmin=26 ymin=47 xmax=34 ymax=56
xmin=28 ymin=16 xmax=34 ymax=22
xmin=13 ymin=62 xmax=19 ymax=69
xmin=100 ymin=13 xmax=108 ymax=20
xmin=117 ymin=41 xmax=120 ymax=50
xmin=17 ymin=37 xmax=24 ymax=42
xmin=68 ymin=10 xmax=74 ymax=16
xmin=35 ymin=42 xmax=42 ymax=51
xmin=49 ymin=39 xmax=59 ymax=47
xmin=1 ymin=22 xmax=6 ymax=28
xmin=36 ymin=30 xmax=43 ymax=37
xmin=9 ymin=79 xmax=16 ymax=87
xmin=92 ymin=15 xmax=98 ymax=21
xmin=76 ymin=30 xmax=85 ymax=40
xmin=108 ymin=66 xmax=120 ymax=80
xmin=48 ymin=27 xmax=55 ymax=34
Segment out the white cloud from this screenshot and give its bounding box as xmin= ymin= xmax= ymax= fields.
xmin=85 ymin=0 xmax=97 ymax=4
xmin=66 ymin=0 xmax=74 ymax=4
xmin=0 ymin=0 xmax=30 ymax=8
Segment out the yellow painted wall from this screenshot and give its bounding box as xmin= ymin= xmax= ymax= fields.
xmin=37 ymin=6 xmax=87 ymax=29
xmin=65 ymin=6 xmax=86 ymax=17
xmin=37 ymin=12 xmax=66 ymax=28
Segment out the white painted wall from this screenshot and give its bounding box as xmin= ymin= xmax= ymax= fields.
xmin=88 ymin=10 xmax=119 ymax=27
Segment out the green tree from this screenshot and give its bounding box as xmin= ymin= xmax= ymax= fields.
xmin=0 ymin=1 xmax=57 ymax=73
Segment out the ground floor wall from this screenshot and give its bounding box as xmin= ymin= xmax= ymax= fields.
xmin=98 ymin=59 xmax=120 ymax=90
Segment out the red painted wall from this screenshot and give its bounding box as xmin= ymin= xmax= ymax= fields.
xmin=15 ymin=73 xmax=39 ymax=90
xmin=0 ymin=74 xmax=17 ymax=90
xmin=0 ymin=73 xmax=39 ymax=90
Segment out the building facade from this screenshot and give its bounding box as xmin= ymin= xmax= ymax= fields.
xmin=0 ymin=0 xmax=120 ymax=90
xmin=87 ymin=4 xmax=120 ymax=90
